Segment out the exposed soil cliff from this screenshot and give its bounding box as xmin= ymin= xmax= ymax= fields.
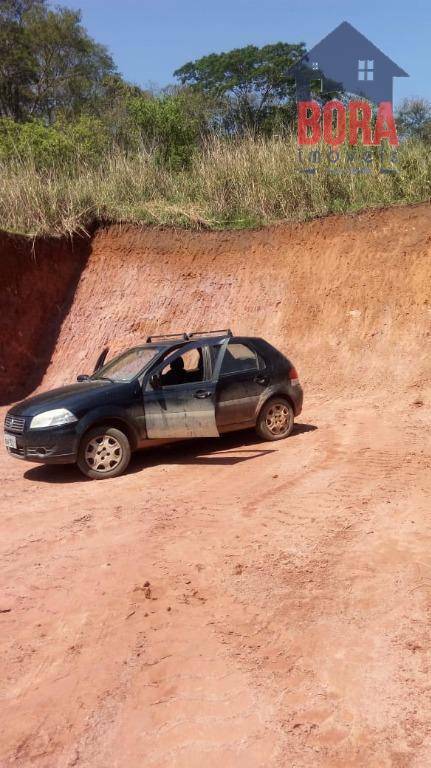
xmin=2 ymin=203 xmax=430 ymax=404
xmin=0 ymin=231 xmax=90 ymax=404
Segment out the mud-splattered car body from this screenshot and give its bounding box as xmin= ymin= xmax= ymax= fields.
xmin=4 ymin=330 xmax=303 ymax=478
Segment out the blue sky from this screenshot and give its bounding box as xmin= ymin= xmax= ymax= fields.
xmin=57 ymin=0 xmax=430 ymax=105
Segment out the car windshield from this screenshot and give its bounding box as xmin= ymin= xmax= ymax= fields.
xmin=92 ymin=347 xmax=161 ymax=382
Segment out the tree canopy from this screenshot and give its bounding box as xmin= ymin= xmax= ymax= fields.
xmin=396 ymin=98 xmax=431 ymax=142
xmin=174 ymin=42 xmax=306 ymax=132
xmin=0 ymin=0 xmax=116 ymax=122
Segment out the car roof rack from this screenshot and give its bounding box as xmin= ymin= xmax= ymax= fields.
xmin=188 ymin=329 xmax=232 ymax=338
xmin=146 ymin=332 xmax=189 ymax=343
xmin=146 ymin=329 xmax=233 ymax=344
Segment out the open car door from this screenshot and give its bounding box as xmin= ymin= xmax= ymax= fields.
xmin=143 ymin=336 xmax=229 ymax=439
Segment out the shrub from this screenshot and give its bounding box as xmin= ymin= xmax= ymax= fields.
xmin=0 ymin=116 xmax=112 ymax=169
xmin=128 ymin=93 xmax=202 ymax=168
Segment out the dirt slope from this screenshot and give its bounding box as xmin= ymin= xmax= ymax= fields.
xmin=45 ymin=204 xmax=431 ymax=394
xmin=1 ymin=203 xmax=431 ymax=768
xmin=0 ymin=231 xmax=89 ymax=405
xmin=2 ymin=202 xmax=430 ymax=401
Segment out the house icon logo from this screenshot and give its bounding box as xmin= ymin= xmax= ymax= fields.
xmin=289 ymin=21 xmax=408 ymax=105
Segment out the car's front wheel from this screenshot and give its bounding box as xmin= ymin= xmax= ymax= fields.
xmin=77 ymin=425 xmax=131 ymax=479
xmin=256 ymin=397 xmax=294 ymax=441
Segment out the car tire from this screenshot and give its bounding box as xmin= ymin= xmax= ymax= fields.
xmin=77 ymin=425 xmax=131 ymax=479
xmin=255 ymin=397 xmax=294 ymax=441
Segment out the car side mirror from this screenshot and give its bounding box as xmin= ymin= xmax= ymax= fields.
xmin=77 ymin=374 xmax=90 ymax=382
xmin=149 ymin=373 xmax=161 ymax=390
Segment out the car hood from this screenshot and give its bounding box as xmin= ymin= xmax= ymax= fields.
xmin=8 ymin=380 xmax=135 ymax=418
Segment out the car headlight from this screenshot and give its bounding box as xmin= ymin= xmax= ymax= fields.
xmin=29 ymin=408 xmax=78 ymax=430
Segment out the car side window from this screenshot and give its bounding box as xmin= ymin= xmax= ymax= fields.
xmin=220 ymin=343 xmax=259 ymax=375
xmin=158 ymin=347 xmax=204 ymax=387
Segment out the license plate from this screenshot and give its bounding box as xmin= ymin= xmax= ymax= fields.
xmin=4 ymin=434 xmax=17 ymax=449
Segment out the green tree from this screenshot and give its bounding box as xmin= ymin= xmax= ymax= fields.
xmin=0 ymin=0 xmax=116 ymax=122
xmin=90 ymin=74 xmax=150 ymax=151
xmin=128 ymin=92 xmax=204 ymax=167
xmin=396 ymin=97 xmax=431 ymax=142
xmin=0 ymin=1 xmax=42 ymax=120
xmin=174 ymin=42 xmax=306 ymax=133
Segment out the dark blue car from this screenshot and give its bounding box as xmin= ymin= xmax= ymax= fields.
xmin=4 ymin=330 xmax=303 ymax=479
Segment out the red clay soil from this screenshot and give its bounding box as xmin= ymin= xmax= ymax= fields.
xmin=1 ymin=204 xmax=430 ymax=767
xmin=0 ymin=230 xmax=90 ymax=405
xmin=39 ymin=203 xmax=431 ymax=395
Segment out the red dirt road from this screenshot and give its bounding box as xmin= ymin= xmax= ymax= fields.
xmin=1 ymin=389 xmax=430 ymax=768
xmin=1 ymin=204 xmax=430 ymax=766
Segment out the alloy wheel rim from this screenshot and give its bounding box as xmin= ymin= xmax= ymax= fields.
xmin=265 ymin=403 xmax=291 ymax=435
xmin=85 ymin=434 xmax=123 ymax=472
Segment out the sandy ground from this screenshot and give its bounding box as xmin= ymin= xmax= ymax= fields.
xmin=1 ymin=387 xmax=430 ymax=768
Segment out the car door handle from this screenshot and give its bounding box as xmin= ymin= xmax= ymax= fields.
xmin=254 ymin=375 xmax=269 ymax=385
xmin=194 ymin=390 xmax=212 ymax=399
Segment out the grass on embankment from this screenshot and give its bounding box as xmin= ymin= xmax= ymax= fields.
xmin=0 ymin=134 xmax=430 ymax=236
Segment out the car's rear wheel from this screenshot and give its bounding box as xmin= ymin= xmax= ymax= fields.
xmin=77 ymin=425 xmax=131 ymax=479
xmin=256 ymin=397 xmax=294 ymax=441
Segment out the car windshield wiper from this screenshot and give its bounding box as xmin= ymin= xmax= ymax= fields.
xmin=94 ymin=375 xmax=115 ymax=383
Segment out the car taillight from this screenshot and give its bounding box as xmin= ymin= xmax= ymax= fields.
xmin=289 ymin=366 xmax=300 ymax=386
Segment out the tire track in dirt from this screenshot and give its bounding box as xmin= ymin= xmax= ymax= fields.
xmin=206 ymin=398 xmax=431 ymax=767
xmin=2 ymin=394 xmax=428 ymax=767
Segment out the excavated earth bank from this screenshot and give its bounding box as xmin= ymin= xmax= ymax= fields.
xmin=0 ymin=203 xmax=430 ymax=768
xmin=1 ymin=203 xmax=430 ymax=401
xmin=0 ymin=230 xmax=89 ymax=405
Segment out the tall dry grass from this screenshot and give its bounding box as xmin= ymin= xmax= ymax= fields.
xmin=0 ymin=134 xmax=430 ymax=236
